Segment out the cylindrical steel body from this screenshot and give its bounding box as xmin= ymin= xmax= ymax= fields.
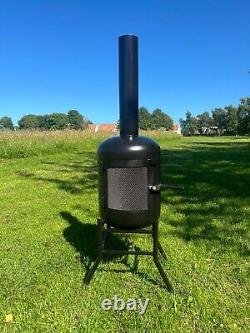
xmin=98 ymin=136 xmax=160 ymax=229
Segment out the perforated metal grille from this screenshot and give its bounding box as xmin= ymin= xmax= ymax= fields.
xmin=107 ymin=167 xmax=148 ymax=211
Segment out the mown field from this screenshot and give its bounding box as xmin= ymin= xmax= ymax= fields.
xmin=0 ymin=130 xmax=249 ymax=333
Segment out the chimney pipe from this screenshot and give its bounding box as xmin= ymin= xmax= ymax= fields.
xmin=119 ymin=35 xmax=138 ymax=137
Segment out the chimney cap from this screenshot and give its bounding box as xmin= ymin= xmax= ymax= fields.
xmin=119 ymin=34 xmax=138 ymax=39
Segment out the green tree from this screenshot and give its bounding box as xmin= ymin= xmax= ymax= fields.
xmin=46 ymin=113 xmax=69 ymax=130
xmin=240 ymin=97 xmax=250 ymax=106
xmin=139 ymin=107 xmax=152 ymax=130
xmin=180 ymin=111 xmax=198 ymax=136
xmin=225 ymin=105 xmax=238 ymax=135
xmin=179 ymin=117 xmax=186 ymax=131
xmin=67 ymin=110 xmax=87 ymax=130
xmin=18 ymin=115 xmax=41 ymax=129
xmin=212 ymin=108 xmax=227 ymax=135
xmin=181 ymin=111 xmax=198 ymax=136
xmin=39 ymin=114 xmax=50 ymax=130
xmin=0 ymin=116 xmax=14 ymax=129
xmin=238 ymin=97 xmax=250 ymax=135
xmin=196 ymin=112 xmax=213 ymax=129
xmin=151 ymin=108 xmax=173 ymax=130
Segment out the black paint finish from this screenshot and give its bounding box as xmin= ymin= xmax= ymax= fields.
xmin=119 ymin=35 xmax=138 ymax=137
xmin=97 ymin=135 xmax=161 ymax=229
xmin=97 ymin=35 xmax=161 ymax=229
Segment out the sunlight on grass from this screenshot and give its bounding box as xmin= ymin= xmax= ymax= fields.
xmin=0 ymin=131 xmax=249 ymax=332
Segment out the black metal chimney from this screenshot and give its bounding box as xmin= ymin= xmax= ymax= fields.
xmin=119 ymin=35 xmax=138 ymax=137
xmin=88 ymin=35 xmax=174 ymax=292
xmin=98 ymin=34 xmax=161 ymax=230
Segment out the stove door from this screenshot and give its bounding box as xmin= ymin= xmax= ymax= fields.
xmin=107 ymin=166 xmax=148 ymax=211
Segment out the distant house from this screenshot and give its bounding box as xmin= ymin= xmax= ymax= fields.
xmin=87 ymin=123 xmax=117 ymax=133
xmin=88 ymin=124 xmax=98 ymax=133
xmin=172 ymin=123 xmax=181 ymax=135
xmin=196 ymin=126 xmax=223 ymax=136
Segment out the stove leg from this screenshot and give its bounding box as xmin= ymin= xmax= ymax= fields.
xmin=131 ymin=249 xmax=139 ymax=274
xmin=153 ymin=257 xmax=173 ymax=292
xmin=158 ymin=241 xmax=168 ymax=261
xmin=83 ymin=257 xmax=101 ymax=284
xmin=153 ymin=221 xmax=173 ymax=292
xmin=83 ymin=219 xmax=173 ymax=291
xmin=83 ymin=218 xmax=103 ymax=285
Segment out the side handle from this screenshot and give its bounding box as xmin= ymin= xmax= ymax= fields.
xmin=149 ymin=184 xmax=184 ymax=192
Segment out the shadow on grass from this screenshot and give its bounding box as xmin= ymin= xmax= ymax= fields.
xmin=61 ymin=211 xmax=127 ymax=265
xmin=61 ymin=211 xmax=167 ymax=288
xmin=17 ymin=152 xmax=98 ymax=194
xmin=161 ymin=141 xmax=250 ymax=256
xmin=18 ymin=139 xmax=250 ymax=256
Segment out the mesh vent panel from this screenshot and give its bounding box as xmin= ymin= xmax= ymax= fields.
xmin=107 ymin=167 xmax=148 ymax=211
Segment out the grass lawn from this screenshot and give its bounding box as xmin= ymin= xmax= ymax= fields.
xmin=0 ymin=131 xmax=249 ymax=332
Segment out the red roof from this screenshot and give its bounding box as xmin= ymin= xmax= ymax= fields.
xmin=99 ymin=124 xmax=117 ymax=132
xmin=87 ymin=123 xmax=117 ymax=132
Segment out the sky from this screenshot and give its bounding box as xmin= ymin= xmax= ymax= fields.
xmin=0 ymin=0 xmax=249 ymax=125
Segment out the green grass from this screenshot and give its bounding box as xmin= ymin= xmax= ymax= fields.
xmin=0 ymin=131 xmax=249 ymax=332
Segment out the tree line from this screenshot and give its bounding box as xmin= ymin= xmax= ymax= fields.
xmin=180 ymin=97 xmax=250 ymax=136
xmin=138 ymin=107 xmax=173 ymax=130
xmin=0 ymin=110 xmax=90 ymax=130
xmin=0 ymin=107 xmax=174 ymax=131
xmin=0 ymin=97 xmax=249 ymax=135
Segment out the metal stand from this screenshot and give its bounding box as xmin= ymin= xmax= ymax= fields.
xmin=83 ymin=219 xmax=173 ymax=292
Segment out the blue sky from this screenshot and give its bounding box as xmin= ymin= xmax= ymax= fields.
xmin=0 ymin=0 xmax=249 ymax=125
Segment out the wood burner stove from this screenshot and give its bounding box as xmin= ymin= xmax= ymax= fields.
xmin=84 ymin=35 xmax=173 ymax=291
